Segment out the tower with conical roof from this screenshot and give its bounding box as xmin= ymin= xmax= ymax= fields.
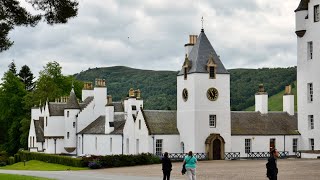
xmin=64 ymin=87 xmax=80 ymax=154
xmin=177 ymin=27 xmax=231 ymax=159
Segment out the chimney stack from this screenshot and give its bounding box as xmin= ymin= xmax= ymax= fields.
xmin=185 ymin=35 xmax=197 ymax=57
xmin=283 ymin=85 xmax=294 ymax=115
xmin=255 ymin=84 xmax=268 ymax=114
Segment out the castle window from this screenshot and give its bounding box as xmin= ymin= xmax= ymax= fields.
xmin=209 ymin=115 xmax=216 ymax=128
xmin=307 ymin=41 xmax=313 ymax=60
xmin=46 ymin=117 xmax=48 ymax=127
xmin=309 ymin=115 xmax=314 ymax=129
xmin=184 ymin=67 xmax=187 ymax=80
xmin=67 ymin=111 xmax=69 ymax=117
xmin=308 ymin=83 xmax=313 ymax=102
xmin=245 ymin=139 xmax=251 ymax=153
xmin=139 ymin=119 xmax=141 ymax=130
xmin=126 ymin=138 xmax=129 ymax=154
xmin=209 ymin=66 xmax=216 ymax=79
xmin=155 ymin=139 xmax=163 ymax=156
xmin=310 ymin=138 xmax=314 ymax=150
xmin=73 ymin=122 xmax=75 ymax=128
xmin=67 ymin=132 xmax=69 ymax=139
xmin=293 ymin=138 xmax=298 ymax=153
xmin=136 ymin=139 xmax=140 ymax=154
xmin=314 ymin=5 xmax=319 ymax=22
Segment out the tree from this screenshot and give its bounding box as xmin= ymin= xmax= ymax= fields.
xmin=0 ymin=0 xmax=78 ymax=52
xmin=19 ymin=65 xmax=35 ymax=91
xmin=8 ymin=60 xmax=17 ymax=75
xmin=0 ymin=70 xmax=27 ymax=154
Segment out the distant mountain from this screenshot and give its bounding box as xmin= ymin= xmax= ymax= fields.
xmin=75 ymin=66 xmax=297 ymax=110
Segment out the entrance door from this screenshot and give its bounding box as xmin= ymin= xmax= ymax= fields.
xmin=212 ymin=139 xmax=221 ymax=160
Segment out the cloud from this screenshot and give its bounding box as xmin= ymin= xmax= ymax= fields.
xmin=0 ymin=0 xmax=299 ymax=78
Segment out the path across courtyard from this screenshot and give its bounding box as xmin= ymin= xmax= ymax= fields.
xmin=1 ymin=159 xmax=320 ymax=180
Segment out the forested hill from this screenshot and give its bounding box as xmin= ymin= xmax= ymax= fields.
xmin=75 ymin=66 xmax=297 ymax=111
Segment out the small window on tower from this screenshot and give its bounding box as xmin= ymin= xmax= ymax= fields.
xmin=73 ymin=122 xmax=76 ymax=128
xmin=67 ymin=132 xmax=69 ymax=139
xmin=67 ymin=111 xmax=69 ymax=117
xmin=314 ymin=5 xmax=320 ymax=22
xmin=184 ymin=67 xmax=187 ymax=80
xmin=307 ymin=42 xmax=313 ymax=60
xmin=209 ymin=66 xmax=215 ymax=79
xmin=46 ymin=117 xmax=48 ymax=127
xmin=308 ymin=83 xmax=313 ymax=102
xmin=209 ymin=115 xmax=216 ymax=128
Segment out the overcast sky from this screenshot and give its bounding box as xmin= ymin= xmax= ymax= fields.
xmin=0 ymin=0 xmax=299 ymax=78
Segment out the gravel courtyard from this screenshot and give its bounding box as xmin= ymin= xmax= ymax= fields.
xmin=92 ymin=158 xmax=320 ymax=180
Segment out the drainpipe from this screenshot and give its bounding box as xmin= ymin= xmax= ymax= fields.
xmin=152 ymin=135 xmax=155 ymax=154
xmin=82 ymin=134 xmax=84 ymax=154
xmin=284 ymin=135 xmax=286 ymax=152
xmin=54 ymin=139 xmax=57 ymax=154
xmin=121 ymin=134 xmax=124 ymax=155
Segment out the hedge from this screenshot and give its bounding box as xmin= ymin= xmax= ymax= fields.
xmin=83 ymin=153 xmax=161 ymax=169
xmin=0 ymin=151 xmax=9 ymax=166
xmin=18 ymin=151 xmax=85 ymax=167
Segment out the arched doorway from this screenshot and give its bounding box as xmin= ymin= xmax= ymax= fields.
xmin=205 ymin=133 xmax=225 ymax=160
xmin=212 ymin=139 xmax=221 ymax=160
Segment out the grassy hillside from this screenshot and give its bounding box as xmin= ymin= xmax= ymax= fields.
xmin=245 ymin=82 xmax=297 ymax=111
xmin=75 ymin=66 xmax=297 ymax=110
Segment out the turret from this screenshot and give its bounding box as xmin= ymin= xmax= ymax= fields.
xmin=64 ymin=87 xmax=80 ymax=154
xmin=295 ymin=0 xmax=308 ymax=37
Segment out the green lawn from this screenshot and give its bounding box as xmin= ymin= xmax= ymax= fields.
xmin=245 ymin=82 xmax=297 ymax=112
xmin=0 ymin=160 xmax=88 ymax=171
xmin=0 ymin=174 xmax=53 ymax=180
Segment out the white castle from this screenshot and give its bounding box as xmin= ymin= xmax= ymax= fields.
xmin=28 ymin=0 xmax=320 ymax=159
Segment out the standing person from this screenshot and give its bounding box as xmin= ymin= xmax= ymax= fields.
xmin=183 ymin=151 xmax=197 ymax=180
xmin=162 ymin=152 xmax=172 ymax=180
xmin=266 ymin=149 xmax=279 ymax=180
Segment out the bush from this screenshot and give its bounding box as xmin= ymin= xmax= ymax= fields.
xmin=0 ymin=151 xmax=9 ymax=165
xmin=8 ymin=157 xmax=15 ymax=165
xmin=18 ymin=151 xmax=85 ymax=167
xmin=14 ymin=154 xmax=21 ymax=163
xmin=88 ymin=159 xmax=102 ymax=169
xmin=0 ymin=161 xmax=6 ymax=167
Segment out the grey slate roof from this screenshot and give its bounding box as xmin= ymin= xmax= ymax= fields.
xmin=178 ymin=29 xmax=229 ymax=75
xmin=34 ymin=117 xmax=45 ymax=142
xmin=65 ymin=89 xmax=80 ymax=109
xmin=48 ymin=96 xmax=93 ymax=116
xmin=231 ymin=112 xmax=299 ymax=135
xmin=295 ymin=0 xmax=309 ymax=12
xmin=78 ymin=114 xmax=126 ymax=134
xmin=142 ymin=110 xmax=179 ymax=135
xmin=113 ymin=102 xmax=124 ymax=112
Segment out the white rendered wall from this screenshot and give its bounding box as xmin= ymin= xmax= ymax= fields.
xmin=177 ymin=74 xmax=231 ymax=153
xmin=134 ymin=110 xmax=150 ymax=154
xmin=31 ymin=108 xmax=41 ymax=121
xmin=81 ymin=134 xmax=122 ymax=155
xmin=231 ymin=135 xmax=301 ymax=157
xmin=105 ymin=106 xmax=114 ymax=134
xmin=283 ymin=95 xmax=295 ymax=115
xmin=297 ymin=0 xmax=320 ymax=151
xmin=44 ymin=116 xmax=64 ymax=137
xmin=82 ymin=90 xmax=94 ymax=101
xmin=301 ymin=152 xmax=320 ymax=158
xmin=255 ymin=94 xmax=268 ymax=114
xmin=94 ymin=87 xmax=107 ymax=117
xmin=151 ymin=135 xmax=181 ymax=154
xmin=296 ymin=10 xmax=308 ymax=32
xmin=77 ymin=100 xmax=95 ymax=133
xmin=45 ymin=138 xmax=65 ymax=154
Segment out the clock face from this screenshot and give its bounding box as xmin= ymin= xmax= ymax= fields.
xmin=182 ymin=88 xmax=188 ymax=101
xmin=207 ymin=88 xmax=219 ymax=101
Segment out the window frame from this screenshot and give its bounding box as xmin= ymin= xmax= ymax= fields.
xmin=309 ymin=115 xmax=314 ymax=130
xmin=308 ymin=83 xmax=313 ymax=103
xmin=209 ymin=66 xmax=216 ymax=79
xmin=184 ymin=67 xmax=187 ymax=80
xmin=245 ymin=139 xmax=251 ymax=153
xmin=307 ymin=41 xmax=313 ymax=60
xmin=155 ymin=139 xmax=163 ymax=156
xmin=209 ymin=114 xmax=216 ymax=128
xmin=314 ymin=5 xmax=320 ymax=22
xmin=310 ymin=138 xmax=314 ymax=150
xmin=293 ymin=138 xmax=298 ymax=153
xmin=67 ymin=132 xmax=69 ymax=139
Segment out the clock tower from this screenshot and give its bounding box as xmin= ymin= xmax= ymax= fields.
xmin=177 ymin=28 xmax=231 ymax=159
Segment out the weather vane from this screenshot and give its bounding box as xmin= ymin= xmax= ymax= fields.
xmin=201 ymin=16 xmax=204 ymax=29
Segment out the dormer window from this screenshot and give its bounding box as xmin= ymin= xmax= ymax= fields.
xmin=315 ymin=5 xmax=320 ymax=22
xmin=207 ymin=53 xmax=217 ymax=79
xmin=183 ymin=54 xmax=191 ymax=80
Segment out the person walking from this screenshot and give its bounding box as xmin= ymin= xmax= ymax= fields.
xmin=162 ymin=152 xmax=172 ymax=180
xmin=183 ymin=151 xmax=197 ymax=180
xmin=266 ymin=149 xmax=279 ymax=180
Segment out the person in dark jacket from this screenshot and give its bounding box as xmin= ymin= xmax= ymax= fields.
xmin=266 ymin=149 xmax=279 ymax=180
xmin=162 ymin=152 xmax=172 ymax=180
